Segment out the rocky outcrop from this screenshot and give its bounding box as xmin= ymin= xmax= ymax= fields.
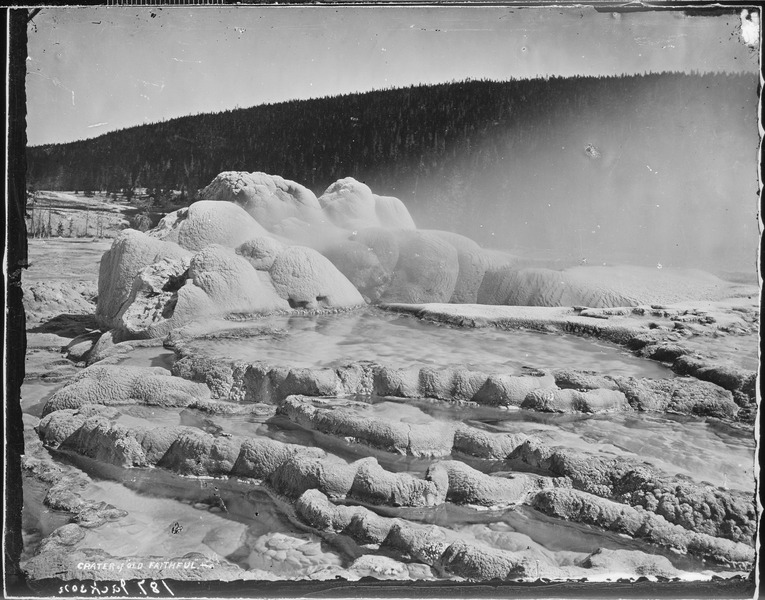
xmin=96 ymin=229 xmax=191 ymax=329
xmin=672 ymin=356 xmax=756 ymax=403
xmin=277 ymin=395 xmax=536 ymax=462
xmin=551 ymin=369 xmax=738 ymax=419
xmin=510 ymin=438 xmax=756 ymax=545
xmin=42 ymin=365 xmax=210 ymax=417
xmin=578 ymin=548 xmax=679 ymax=579
xmin=380 ymin=303 xmax=754 ymax=422
xmin=318 ymin=178 xmax=381 ymax=231
xmin=100 ymin=223 xmax=366 ymax=337
xmin=147 ymin=200 xmax=271 ymax=252
xmin=295 ymin=489 xmax=564 ymax=580
xmin=610 ymin=375 xmax=738 ymax=419
xmin=169 ymin=354 xmax=558 ymax=410
xmin=21 ymin=451 xmax=128 ymax=528
xmin=200 ymin=171 xmax=324 ymax=231
xmin=277 ymin=395 xmax=455 ymax=457
xmin=37 ymin=405 xmax=546 ymax=509
xmin=115 ymin=256 xmax=192 ymax=338
xmin=532 ymin=488 xmax=754 ymax=569
xmin=522 ymin=387 xmax=629 ymax=413
xmin=23 ymin=280 xmax=97 ymax=323
xmin=269 ymin=245 xmax=364 ymax=310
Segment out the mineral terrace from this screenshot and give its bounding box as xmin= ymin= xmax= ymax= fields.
xmin=19 ymin=172 xmax=758 ymax=585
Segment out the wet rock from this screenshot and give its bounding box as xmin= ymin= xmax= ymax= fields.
xmin=373 ymin=366 xmax=422 ymax=398
xmin=133 ymin=426 xmax=189 ymax=464
xmin=347 ymin=554 xmax=433 ymax=580
xmin=349 ymin=457 xmax=447 ymax=507
xmin=269 ymin=245 xmax=365 ymax=310
xmin=277 ymin=395 xmax=455 ymax=457
xmin=268 ymin=454 xmax=357 ymax=500
xmin=74 ymin=505 xmax=129 ymax=528
xmin=438 ymin=539 xmax=557 ymax=580
xmin=552 ymin=369 xmax=619 ymax=391
xmin=38 ymin=408 xmax=90 ymax=447
xmin=295 ymin=488 xmax=370 ymax=532
xmin=643 ymin=343 xmax=688 ymax=363
xmin=522 ymin=387 xmax=629 ymax=413
xmin=38 ymin=523 xmax=86 ymax=551
xmin=246 ymin=532 xmax=343 ymax=576
xmin=281 ymin=367 xmax=343 ymax=397
xmin=172 ymin=355 xmax=242 ymax=400
xmin=452 ymin=427 xmax=528 ymax=460
xmin=64 ymin=330 xmax=101 ymax=362
xmin=157 ymin=429 xmax=243 ymax=476
xmin=42 ymin=365 xmax=210 ymax=416
xmin=346 ymin=510 xmax=398 ymax=545
xmin=62 ymin=415 xmax=149 ymax=466
xmin=45 ymin=478 xmax=90 ymax=513
xmin=579 ymin=548 xmax=680 ymax=579
xmin=611 ymin=376 xmax=738 ymax=419
xmin=473 ymin=372 xmax=556 ymax=406
xmin=434 ymin=461 xmax=540 ymax=506
xmin=532 ymin=488 xmax=754 ymax=569
xmin=231 ymin=436 xmax=325 ymax=480
xmin=418 ymin=367 xmax=487 ymax=403
xmin=86 ymin=330 xmax=165 ymax=366
xmin=672 ymin=356 xmax=754 ymax=398
xmin=511 ymin=438 xmax=756 ymax=545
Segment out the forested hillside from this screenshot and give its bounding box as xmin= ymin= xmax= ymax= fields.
xmin=27 ymin=72 xmax=760 ymax=271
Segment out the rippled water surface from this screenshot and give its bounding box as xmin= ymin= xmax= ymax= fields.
xmin=184 ymin=309 xmax=670 ymax=377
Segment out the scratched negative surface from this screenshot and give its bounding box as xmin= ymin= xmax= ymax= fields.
xmin=13 ymin=4 xmax=760 ymax=597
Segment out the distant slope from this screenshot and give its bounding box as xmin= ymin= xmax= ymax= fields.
xmin=27 ymin=73 xmax=759 ymax=271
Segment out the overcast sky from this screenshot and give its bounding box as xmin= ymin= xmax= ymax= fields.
xmin=26 ymin=5 xmax=760 ymax=146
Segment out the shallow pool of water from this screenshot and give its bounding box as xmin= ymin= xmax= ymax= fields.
xmin=480 ymin=411 xmax=755 ymax=492
xmin=52 ymin=453 xmax=349 ymax=575
xmin=182 ymin=309 xmax=669 ymax=378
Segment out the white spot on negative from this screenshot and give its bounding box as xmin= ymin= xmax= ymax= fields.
xmin=741 ymin=10 xmax=760 ymax=47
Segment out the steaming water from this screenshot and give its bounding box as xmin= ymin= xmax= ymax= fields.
xmin=181 ymin=309 xmax=669 ymax=377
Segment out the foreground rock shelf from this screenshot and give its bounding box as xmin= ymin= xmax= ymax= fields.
xmin=31 ymin=356 xmax=756 ymax=578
